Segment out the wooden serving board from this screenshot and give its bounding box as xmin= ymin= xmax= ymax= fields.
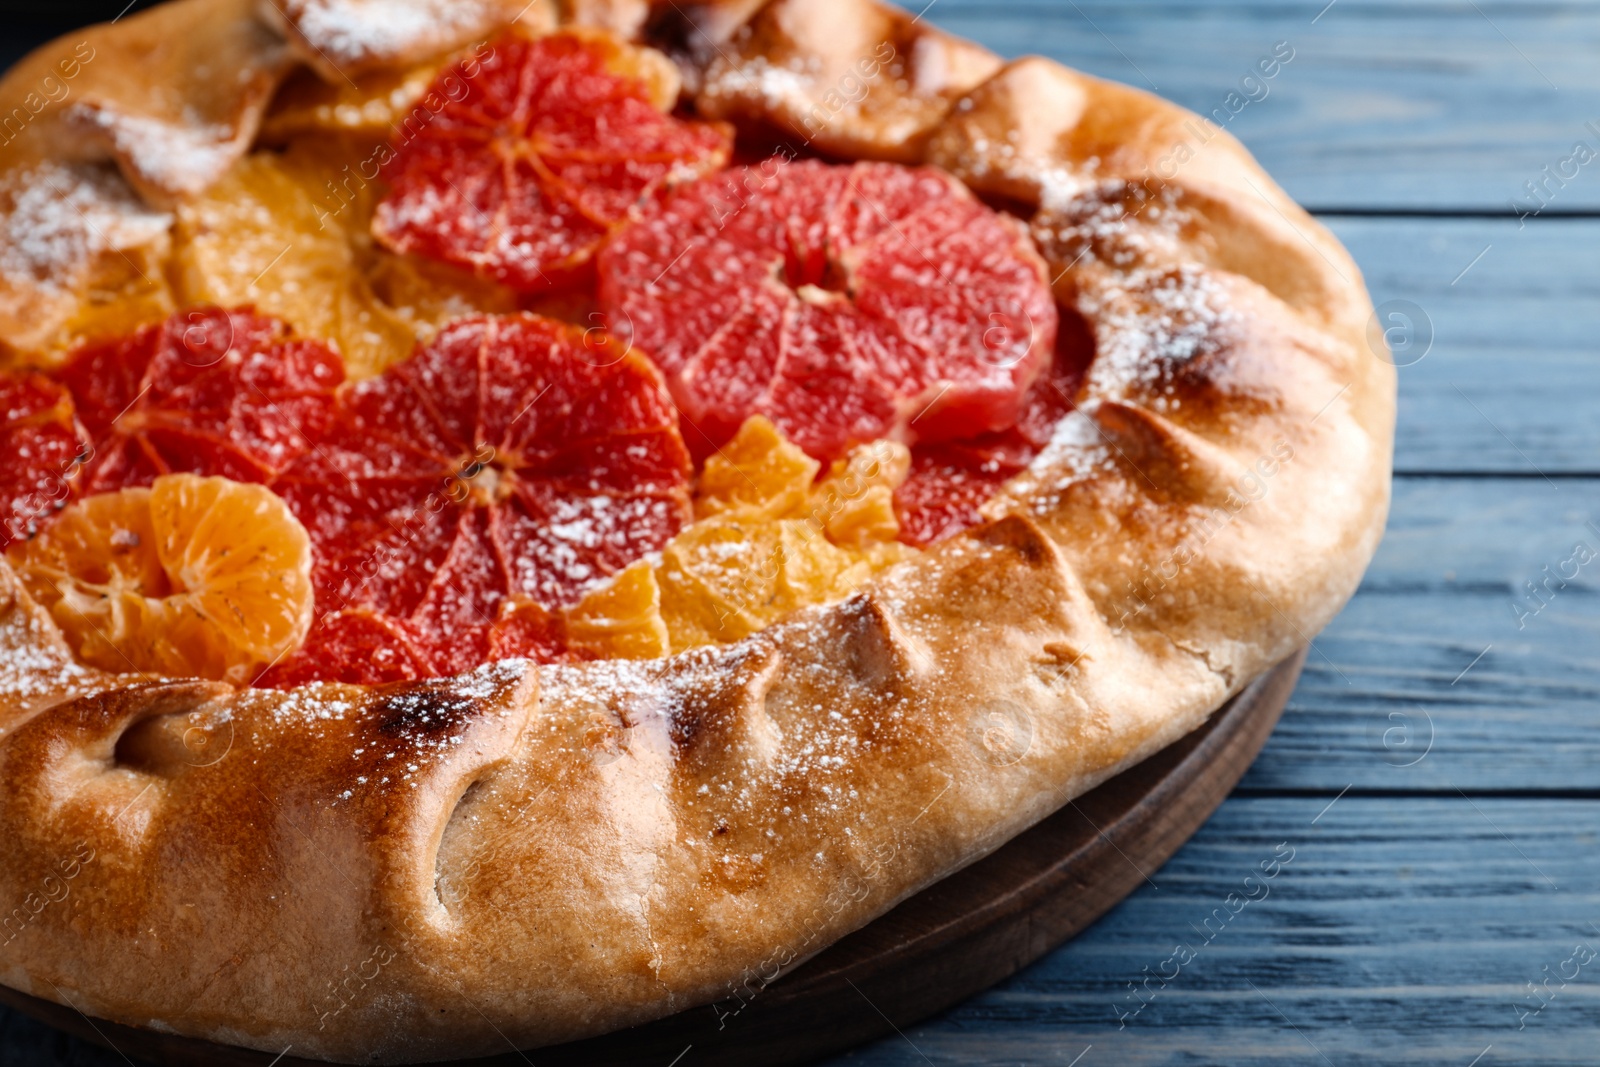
xmin=0 ymin=650 xmax=1304 ymax=1067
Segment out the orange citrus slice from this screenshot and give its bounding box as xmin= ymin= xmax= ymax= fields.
xmin=565 ymin=416 xmax=918 ymax=658
xmin=52 ymin=242 xmax=175 ymax=363
xmin=172 ymin=149 xmax=418 ymax=379
xmin=58 ymin=308 xmax=346 ymax=495
xmin=268 ymin=313 xmax=692 ymax=682
xmin=561 ymin=561 xmax=668 ymax=660
xmin=363 ymin=251 xmax=520 ymax=334
xmin=7 ymin=473 xmax=314 ymax=684
xmin=895 ymin=312 xmax=1093 ymax=546
xmin=261 ymin=62 xmax=449 ymax=141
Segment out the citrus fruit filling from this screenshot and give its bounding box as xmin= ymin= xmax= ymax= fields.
xmin=172 ymin=149 xmax=419 ymax=380
xmin=894 ymin=310 xmax=1095 ymax=546
xmin=57 ymin=307 xmax=346 ymax=494
xmin=6 ymin=473 xmax=314 ymax=684
xmin=265 ymin=313 xmax=694 ymax=684
xmin=372 ymin=29 xmax=733 ymax=293
xmin=0 ymin=372 xmax=90 ymax=550
xmin=561 ymin=415 xmax=916 ymax=660
xmin=0 ymin=25 xmax=1100 ymax=689
xmin=598 ymin=158 xmax=1059 ymax=461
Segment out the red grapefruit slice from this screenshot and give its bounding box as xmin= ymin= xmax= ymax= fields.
xmin=895 ymin=312 xmax=1093 ymax=547
xmin=0 ymin=373 xmax=91 ymax=549
xmin=372 ymin=30 xmax=733 ymax=294
xmin=269 ymin=314 xmax=692 ymax=682
xmin=57 ymin=308 xmax=346 ymax=495
xmin=598 ymin=158 xmax=1058 ymax=462
xmin=256 ymin=609 xmax=437 ymax=689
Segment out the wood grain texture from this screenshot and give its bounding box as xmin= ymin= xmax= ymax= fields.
xmin=930 ymin=0 xmax=1595 ymax=212
xmin=822 ymin=798 xmax=1600 ymax=1067
xmin=1242 ymin=476 xmax=1600 ymax=793
xmin=1326 ymin=218 xmax=1600 ymax=475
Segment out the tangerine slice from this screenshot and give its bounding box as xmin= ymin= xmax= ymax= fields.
xmin=57 ymin=308 xmax=346 ymax=495
xmin=598 ymin=158 xmax=1058 ymax=462
xmin=269 ymin=313 xmax=692 ymax=679
xmin=7 ymin=473 xmax=314 ymax=684
xmin=656 ymin=515 xmax=868 ymax=649
xmin=561 ymin=560 xmax=667 ymax=660
xmin=364 ymin=252 xmax=520 ymax=335
xmin=566 ymin=416 xmax=917 ymax=659
xmin=51 ymin=242 xmax=176 ymax=362
xmin=895 ymin=312 xmax=1093 ymax=546
xmin=815 ymin=440 xmax=911 ymax=548
xmin=0 ymin=372 xmax=90 ymax=549
xmin=694 ymin=414 xmax=820 ymax=520
xmin=261 ymin=62 xmax=449 ymax=140
xmin=371 ymin=29 xmax=732 ymax=293
xmin=173 ymin=151 xmax=418 ymax=379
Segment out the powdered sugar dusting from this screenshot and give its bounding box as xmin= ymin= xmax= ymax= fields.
xmin=239 ymin=658 xmax=528 ymax=799
xmin=0 ymin=565 xmax=104 ymax=740
xmin=1032 ymin=407 xmax=1111 ymax=480
xmin=533 ymin=617 xmax=929 ymax=825
xmin=280 ymin=0 xmax=502 ymax=68
xmin=0 ymin=608 xmax=97 ymax=717
xmin=1030 ymin=180 xmax=1191 ymax=273
xmin=700 ymin=53 xmax=813 ymax=109
xmin=64 ymin=103 xmax=241 ymax=200
xmin=0 ymin=163 xmax=171 ymax=295
xmin=939 ymin=121 xmax=1099 ymax=210
xmin=1079 ymin=265 xmax=1236 ymax=400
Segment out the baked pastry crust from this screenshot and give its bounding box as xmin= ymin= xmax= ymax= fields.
xmin=0 ymin=0 xmax=1394 ymax=1062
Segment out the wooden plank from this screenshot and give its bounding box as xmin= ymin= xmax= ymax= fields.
xmin=819 ymin=798 xmax=1600 ymax=1066
xmin=0 ymin=1007 xmax=123 ymax=1066
xmin=1245 ymin=475 xmax=1600 ymax=792
xmin=1325 ymin=217 xmax=1600 ymax=475
xmin=926 ymin=0 xmax=1599 ymax=212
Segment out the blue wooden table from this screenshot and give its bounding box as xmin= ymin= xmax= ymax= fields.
xmin=3 ymin=2 xmax=1597 ymax=1064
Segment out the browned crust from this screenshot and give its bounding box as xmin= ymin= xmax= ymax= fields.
xmin=261 ymin=0 xmax=540 ymax=80
xmin=0 ymin=0 xmax=1395 ymax=1062
xmin=11 ymin=0 xmax=291 ymax=205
